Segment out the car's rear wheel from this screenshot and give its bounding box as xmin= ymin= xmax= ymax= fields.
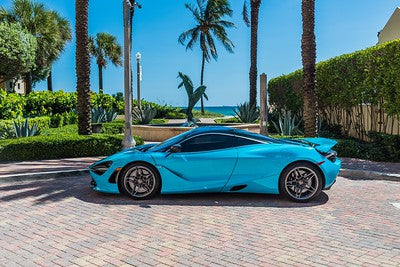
xmin=279 ymin=162 xmax=323 ymax=203
xmin=119 ymin=162 xmax=160 ymax=200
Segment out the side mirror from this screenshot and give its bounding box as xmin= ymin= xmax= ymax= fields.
xmin=170 ymin=144 xmax=182 ymax=153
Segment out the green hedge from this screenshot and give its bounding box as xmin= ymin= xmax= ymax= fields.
xmin=0 ymin=116 xmax=51 ymax=137
xmin=0 ymin=134 xmax=143 ymax=161
xmin=0 ymin=89 xmax=184 ymax=120
xmin=268 ymin=39 xmax=400 ymax=116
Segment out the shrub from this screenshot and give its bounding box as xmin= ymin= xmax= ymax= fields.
xmin=0 ymin=134 xmax=143 ymax=162
xmin=0 ymin=116 xmax=50 ymax=137
xmin=234 ymin=102 xmax=259 ymax=123
xmin=334 ymin=132 xmax=400 ymax=162
xmin=50 ymin=114 xmax=64 ymax=128
xmin=62 ymin=111 xmax=78 ymax=125
xmin=165 ymin=111 xmax=186 ymax=119
xmin=13 ymin=119 xmax=40 ymax=137
xmin=0 ymin=89 xmax=25 ymax=120
xmin=132 ymin=106 xmax=157 ymax=124
xmin=24 ymin=91 xmax=55 ymax=116
xmin=102 ymin=123 xmax=124 ymax=134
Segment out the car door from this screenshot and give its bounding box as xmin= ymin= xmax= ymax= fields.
xmin=153 ymin=133 xmax=238 ymax=193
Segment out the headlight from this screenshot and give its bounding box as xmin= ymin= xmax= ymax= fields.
xmin=90 ymin=161 xmax=112 ymax=175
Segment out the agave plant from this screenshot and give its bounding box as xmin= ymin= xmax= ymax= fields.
xmin=91 ymin=107 xmax=106 ymax=123
xmin=132 ymin=106 xmax=157 ymax=125
xmin=13 ymin=119 xmax=40 ymax=138
xmin=178 ymin=72 xmax=207 ymax=124
xmin=272 ymin=110 xmax=303 ymax=136
xmin=104 ymin=109 xmax=118 ymax=122
xmin=234 ymin=102 xmax=259 ymax=123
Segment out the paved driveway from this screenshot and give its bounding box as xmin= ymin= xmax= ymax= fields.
xmin=0 ymin=176 xmax=399 ymax=267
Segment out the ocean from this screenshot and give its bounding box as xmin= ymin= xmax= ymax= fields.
xmin=192 ymin=106 xmax=237 ymax=116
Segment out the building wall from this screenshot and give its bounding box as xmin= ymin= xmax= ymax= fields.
xmin=378 ymin=8 xmax=400 ymax=44
xmin=0 ymin=79 xmax=26 ymax=94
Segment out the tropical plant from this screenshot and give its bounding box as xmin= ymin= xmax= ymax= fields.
xmin=89 ymin=33 xmax=123 ymax=93
xmin=91 ymin=108 xmax=106 ymax=124
xmin=0 ymin=22 xmax=36 ymax=84
xmin=242 ymin=0 xmax=262 ymax=108
xmin=104 ymin=109 xmax=118 ymax=122
xmin=132 ymin=106 xmax=157 ymax=125
xmin=178 ymin=72 xmax=207 ymax=124
xmin=75 ymin=0 xmax=91 ymax=135
xmin=46 ymin=11 xmax=72 ymax=91
xmin=179 ymin=0 xmax=235 ymax=114
xmin=0 ymin=0 xmax=72 ymax=92
xmin=272 ymin=111 xmax=303 ymax=136
xmin=13 ymin=118 xmax=40 ymax=137
xmin=301 ymin=0 xmax=317 ymax=137
xmin=234 ymin=102 xmax=259 ymax=123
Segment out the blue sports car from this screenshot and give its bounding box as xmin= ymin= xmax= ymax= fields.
xmin=89 ymin=126 xmax=341 ymax=202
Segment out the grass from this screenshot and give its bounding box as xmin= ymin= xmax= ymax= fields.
xmin=192 ymin=110 xmax=224 ymax=118
xmin=214 ymin=117 xmax=240 ymax=123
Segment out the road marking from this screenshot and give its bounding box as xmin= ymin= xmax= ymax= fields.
xmin=391 ymin=203 xmax=400 ymax=209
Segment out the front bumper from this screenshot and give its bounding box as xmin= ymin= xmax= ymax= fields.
xmin=89 ymin=162 xmax=121 ymax=194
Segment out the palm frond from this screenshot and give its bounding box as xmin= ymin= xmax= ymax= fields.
xmin=242 ymin=0 xmax=250 ymax=27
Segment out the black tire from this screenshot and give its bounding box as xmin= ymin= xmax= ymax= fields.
xmin=279 ymin=162 xmax=323 ymax=203
xmin=118 ymin=162 xmax=161 ymax=200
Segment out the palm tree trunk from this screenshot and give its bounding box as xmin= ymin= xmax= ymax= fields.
xmin=301 ymin=0 xmax=317 ymax=137
xmin=98 ymin=64 xmax=103 ymax=94
xmin=47 ymin=70 xmax=53 ymax=92
xmin=249 ymin=0 xmax=261 ymax=108
xmin=200 ymin=52 xmax=206 ymax=114
xmin=25 ymin=72 xmax=32 ymax=94
xmin=76 ymin=0 xmax=92 ymax=135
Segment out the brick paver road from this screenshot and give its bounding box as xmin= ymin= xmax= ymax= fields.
xmin=0 ymin=176 xmax=399 ymax=267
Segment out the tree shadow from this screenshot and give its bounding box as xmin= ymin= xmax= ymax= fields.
xmin=0 ymin=176 xmax=329 ymax=208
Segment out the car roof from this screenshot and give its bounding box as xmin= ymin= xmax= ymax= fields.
xmin=186 ymin=126 xmax=235 ymax=137
xmin=186 ymin=126 xmax=278 ymax=143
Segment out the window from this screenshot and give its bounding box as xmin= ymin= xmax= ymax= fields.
xmin=235 ymin=137 xmax=261 ymax=147
xmin=180 ymin=134 xmax=236 ymax=152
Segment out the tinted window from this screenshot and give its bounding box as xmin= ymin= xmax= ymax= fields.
xmin=180 ymin=134 xmax=236 ymax=152
xmin=235 ymin=137 xmax=261 ymax=147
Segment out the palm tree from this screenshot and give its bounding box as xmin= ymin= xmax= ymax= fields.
xmin=242 ymin=0 xmax=261 ymax=108
xmin=76 ymin=0 xmax=91 ymax=135
xmin=47 ymin=11 xmax=72 ymax=92
xmin=301 ymin=0 xmax=317 ymax=137
xmin=179 ymin=0 xmax=235 ymax=114
xmin=0 ymin=0 xmax=71 ymax=93
xmin=89 ymin=33 xmax=123 ymax=94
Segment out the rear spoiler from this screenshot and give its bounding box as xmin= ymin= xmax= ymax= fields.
xmin=298 ymin=137 xmax=337 ymax=153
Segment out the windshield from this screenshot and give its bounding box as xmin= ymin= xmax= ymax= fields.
xmin=147 ymin=129 xmax=194 ymax=152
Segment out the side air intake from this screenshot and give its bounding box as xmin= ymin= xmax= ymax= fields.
xmin=230 ymin=185 xmax=247 ymax=192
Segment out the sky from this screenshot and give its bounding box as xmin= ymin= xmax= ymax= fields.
xmin=0 ymin=0 xmax=399 ymax=106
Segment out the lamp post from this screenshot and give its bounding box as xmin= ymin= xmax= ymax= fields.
xmin=136 ymin=52 xmax=141 ymax=109
xmin=122 ymin=0 xmax=137 ymax=148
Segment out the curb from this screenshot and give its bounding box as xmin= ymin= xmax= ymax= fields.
xmin=340 ymin=168 xmax=400 ymax=182
xmin=0 ymin=169 xmax=89 ymax=183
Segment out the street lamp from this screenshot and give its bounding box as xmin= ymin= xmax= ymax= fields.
xmin=136 ymin=52 xmax=142 ymax=109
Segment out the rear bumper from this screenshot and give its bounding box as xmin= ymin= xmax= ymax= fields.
xmin=320 ymin=158 xmax=341 ymax=189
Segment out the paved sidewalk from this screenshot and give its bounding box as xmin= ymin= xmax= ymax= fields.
xmin=0 ymin=175 xmax=399 ymax=266
xmin=0 ymin=157 xmax=102 ymax=177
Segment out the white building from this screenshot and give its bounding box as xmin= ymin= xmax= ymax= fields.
xmin=378 ymin=7 xmax=400 ymax=44
xmin=0 ymin=78 xmax=26 ymax=94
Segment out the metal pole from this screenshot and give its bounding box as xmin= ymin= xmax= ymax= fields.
xmin=260 ymin=73 xmax=268 ymax=136
xmin=136 ymin=53 xmax=141 ymax=109
xmin=122 ymin=0 xmax=135 ymax=148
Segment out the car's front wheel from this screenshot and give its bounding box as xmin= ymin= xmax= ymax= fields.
xmin=119 ymin=162 xmax=161 ymax=200
xmin=279 ymin=162 xmax=323 ymax=202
